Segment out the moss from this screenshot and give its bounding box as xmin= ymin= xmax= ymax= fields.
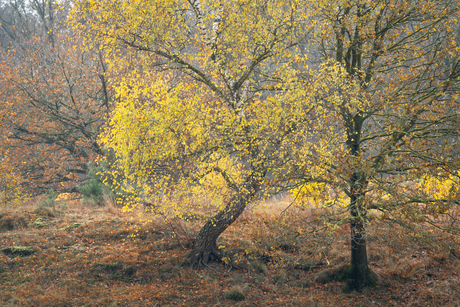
xmin=343 ymin=264 xmax=379 ymax=292
xmin=123 ymin=266 xmax=136 ymax=277
xmin=32 ymin=218 xmax=48 ymax=228
xmin=227 ymin=292 xmax=245 ymax=301
xmin=97 ymin=262 xmax=124 ymax=272
xmin=62 ymin=223 xmax=83 ymax=230
xmin=1 ymin=246 xmax=35 ymax=256
xmin=314 ymin=264 xmax=379 ymax=292
xmin=368 ymin=275 xmax=377 ymax=287
xmin=93 ymin=263 xmax=137 ymax=282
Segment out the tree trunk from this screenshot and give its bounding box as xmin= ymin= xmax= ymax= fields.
xmin=187 ymin=177 xmax=260 ymax=266
xmin=346 ymin=172 xmax=374 ymax=291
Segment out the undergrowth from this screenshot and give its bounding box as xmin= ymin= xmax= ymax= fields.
xmin=0 ymin=199 xmax=459 ymax=306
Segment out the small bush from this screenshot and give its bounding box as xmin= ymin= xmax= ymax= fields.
xmin=79 ymin=162 xmax=114 ymax=207
xmin=32 ymin=218 xmax=48 ymax=228
xmin=40 ymin=189 xmax=60 ymax=208
xmin=0 ymin=212 xmax=28 ymax=231
xmin=33 ymin=206 xmax=54 ymax=217
xmin=78 ymin=160 xmax=142 ymax=207
xmin=224 ymin=284 xmax=248 ymax=302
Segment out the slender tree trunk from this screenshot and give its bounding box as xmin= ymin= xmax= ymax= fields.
xmin=187 ymin=177 xmax=260 ymax=265
xmin=341 ymin=112 xmax=375 ymax=290
xmin=347 ymin=172 xmax=374 ymax=291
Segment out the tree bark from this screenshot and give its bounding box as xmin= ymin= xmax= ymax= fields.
xmin=346 ymin=172 xmax=374 ymax=291
xmin=187 ymin=177 xmax=260 ymax=266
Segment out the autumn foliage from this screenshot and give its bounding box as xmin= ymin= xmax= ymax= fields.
xmin=0 ymin=0 xmax=459 ymax=297
xmin=0 ymin=33 xmax=111 ymax=194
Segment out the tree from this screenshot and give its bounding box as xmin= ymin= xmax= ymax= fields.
xmin=291 ymin=0 xmax=460 ymax=290
xmin=0 ymin=35 xmax=112 ymax=194
xmin=0 ymin=0 xmax=112 ymax=195
xmin=0 ymin=0 xmax=69 ymax=48
xmin=0 ymin=0 xmax=38 ymax=47
xmin=74 ymin=0 xmax=314 ymax=264
xmin=74 ymin=0 xmax=460 ymax=291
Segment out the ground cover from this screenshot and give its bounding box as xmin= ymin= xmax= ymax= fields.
xmin=0 ymin=197 xmax=459 ymax=306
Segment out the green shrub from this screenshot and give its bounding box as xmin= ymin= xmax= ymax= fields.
xmin=32 ymin=218 xmax=48 ymax=228
xmin=78 ymin=158 xmax=142 ymax=207
xmin=40 ymin=189 xmax=59 ymax=208
xmin=79 ymin=162 xmax=112 ymax=206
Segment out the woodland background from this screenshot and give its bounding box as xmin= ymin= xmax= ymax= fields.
xmin=1 ymin=0 xmax=460 ymax=305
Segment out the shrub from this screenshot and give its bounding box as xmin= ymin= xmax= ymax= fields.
xmin=40 ymin=189 xmax=60 ymax=208
xmin=79 ymin=162 xmax=113 ymax=206
xmin=78 ymin=159 xmax=142 ymax=207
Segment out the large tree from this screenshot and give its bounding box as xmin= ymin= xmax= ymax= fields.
xmin=292 ymin=0 xmax=460 ymax=290
xmin=73 ymin=0 xmax=314 ymax=264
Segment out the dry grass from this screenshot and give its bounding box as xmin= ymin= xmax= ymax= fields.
xmin=1 ymin=197 xmax=459 ymax=306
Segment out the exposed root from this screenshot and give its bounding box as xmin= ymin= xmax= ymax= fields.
xmin=184 ymin=246 xmax=223 ymax=268
xmin=314 ymin=264 xmax=381 ymax=292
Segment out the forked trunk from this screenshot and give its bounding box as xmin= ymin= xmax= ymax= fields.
xmin=187 ymin=178 xmax=260 ymax=265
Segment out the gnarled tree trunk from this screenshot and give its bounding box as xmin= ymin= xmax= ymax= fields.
xmin=188 ymin=177 xmax=260 ymax=265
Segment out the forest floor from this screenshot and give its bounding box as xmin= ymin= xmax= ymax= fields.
xmin=0 ymin=196 xmax=459 ymax=306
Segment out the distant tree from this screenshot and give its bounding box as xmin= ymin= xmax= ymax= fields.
xmin=0 ymin=0 xmax=69 ymax=48
xmin=0 ymin=0 xmax=112 ymax=195
xmin=0 ymin=0 xmax=37 ymax=47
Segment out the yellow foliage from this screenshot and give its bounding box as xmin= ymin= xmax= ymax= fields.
xmin=291 ymin=182 xmax=326 ymax=203
xmin=420 ymin=175 xmax=459 ymax=200
xmin=74 ymin=0 xmax=460 ymax=251
xmin=291 ymin=182 xmax=349 ymax=209
xmin=0 ymin=154 xmax=27 ymax=206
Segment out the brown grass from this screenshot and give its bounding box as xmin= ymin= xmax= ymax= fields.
xmin=0 ymin=197 xmax=459 ymax=306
